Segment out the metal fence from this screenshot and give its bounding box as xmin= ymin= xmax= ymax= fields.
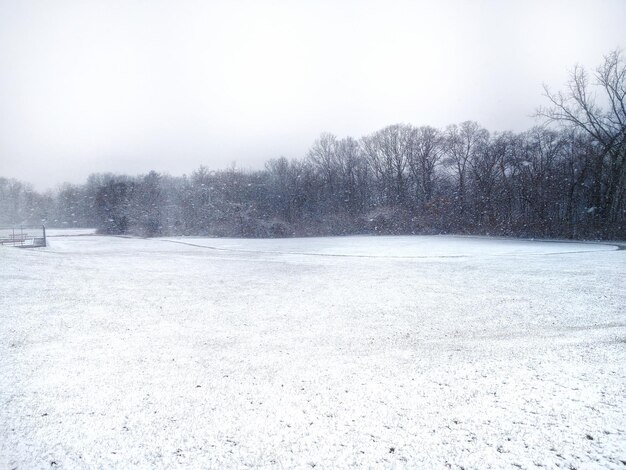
xmin=0 ymin=226 xmax=47 ymax=248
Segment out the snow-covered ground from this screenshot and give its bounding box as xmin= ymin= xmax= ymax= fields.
xmin=45 ymin=228 xmax=97 ymax=237
xmin=1 ymin=234 xmax=624 ymax=469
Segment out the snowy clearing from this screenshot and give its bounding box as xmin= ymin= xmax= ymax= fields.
xmin=1 ymin=234 xmax=625 ymax=469
xmin=45 ymin=228 xmax=97 ymax=237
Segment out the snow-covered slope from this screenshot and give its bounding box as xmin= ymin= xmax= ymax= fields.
xmin=1 ymin=234 xmax=624 ymax=468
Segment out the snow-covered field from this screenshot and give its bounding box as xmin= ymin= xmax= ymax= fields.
xmin=1 ymin=233 xmax=625 ymax=469
xmin=45 ymin=228 xmax=97 ymax=237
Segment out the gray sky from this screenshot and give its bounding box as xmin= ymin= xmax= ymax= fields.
xmin=1 ymin=0 xmax=625 ymax=190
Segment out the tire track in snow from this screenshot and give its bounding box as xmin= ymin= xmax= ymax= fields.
xmin=156 ymin=238 xmax=619 ymax=260
xmin=157 ymin=238 xmax=469 ymax=259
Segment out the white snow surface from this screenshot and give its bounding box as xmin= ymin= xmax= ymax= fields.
xmin=45 ymin=228 xmax=97 ymax=237
xmin=1 ymin=234 xmax=625 ymax=469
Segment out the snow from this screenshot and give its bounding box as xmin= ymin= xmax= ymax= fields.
xmin=45 ymin=228 xmax=97 ymax=237
xmin=1 ymin=233 xmax=625 ymax=468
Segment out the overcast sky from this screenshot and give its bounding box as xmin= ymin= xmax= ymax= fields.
xmin=1 ymin=0 xmax=625 ymax=190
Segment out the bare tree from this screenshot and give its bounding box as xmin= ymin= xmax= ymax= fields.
xmin=407 ymin=126 xmax=444 ymax=204
xmin=443 ymin=121 xmax=489 ymax=224
xmin=361 ymin=124 xmax=414 ymax=208
xmin=307 ymin=133 xmax=338 ymax=210
xmin=538 ymin=50 xmax=626 ymax=232
xmin=335 ymin=136 xmax=369 ymax=216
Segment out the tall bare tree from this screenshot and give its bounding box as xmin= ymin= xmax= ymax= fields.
xmin=307 ymin=133 xmax=338 ymax=210
xmin=538 ymin=50 xmax=626 ymax=233
xmin=407 ymin=126 xmax=444 ymax=205
xmin=361 ymin=124 xmax=414 ymax=208
xmin=443 ymin=121 xmax=489 ymax=224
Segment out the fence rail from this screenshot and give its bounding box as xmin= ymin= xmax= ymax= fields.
xmin=0 ymin=226 xmax=47 ymax=248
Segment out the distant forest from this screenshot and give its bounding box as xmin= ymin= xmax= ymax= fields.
xmin=1 ymin=52 xmax=624 ymax=240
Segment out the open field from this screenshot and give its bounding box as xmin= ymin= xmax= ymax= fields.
xmin=1 ymin=233 xmax=625 ymax=468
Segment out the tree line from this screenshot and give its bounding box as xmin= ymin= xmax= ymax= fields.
xmin=1 ymin=52 xmax=624 ymax=240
